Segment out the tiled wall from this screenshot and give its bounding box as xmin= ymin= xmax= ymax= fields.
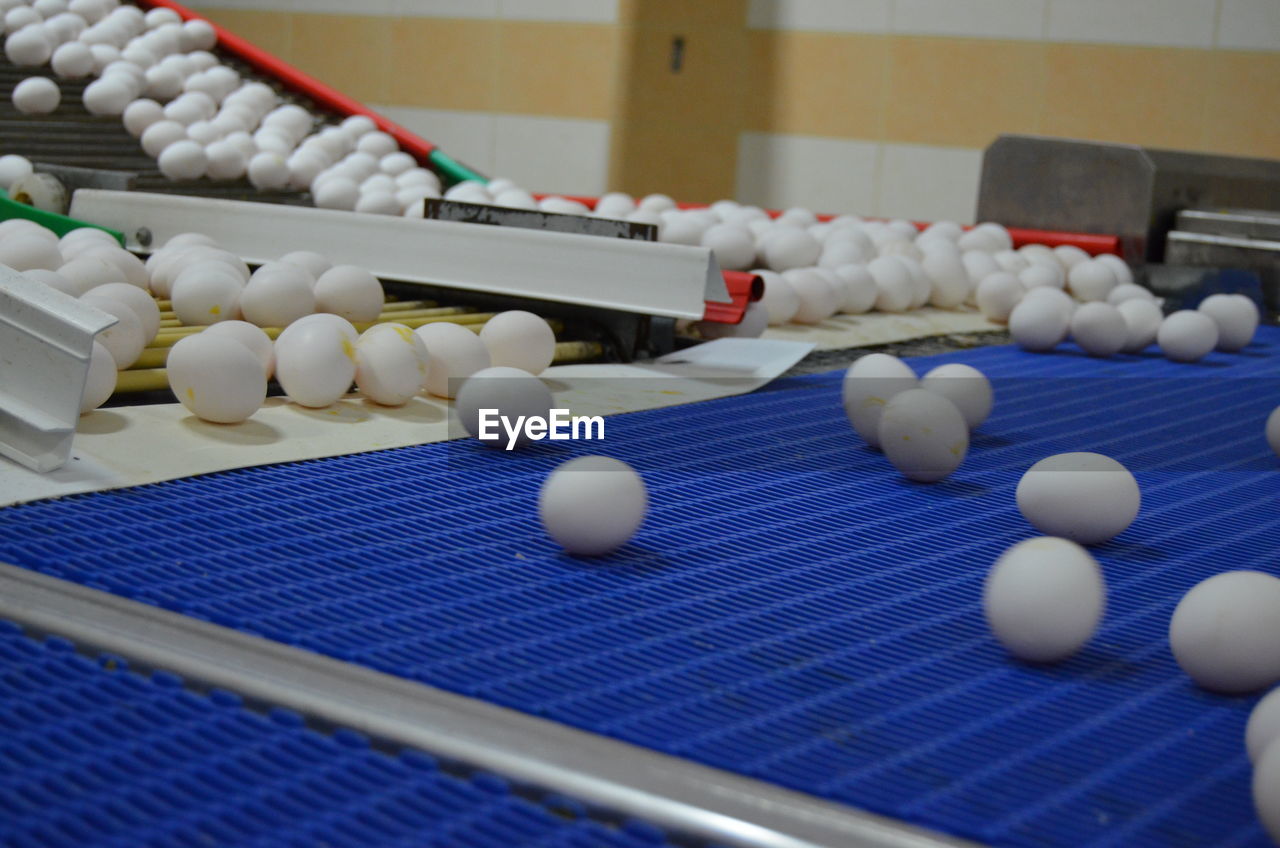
xmin=194 ymin=0 xmax=1279 ymax=221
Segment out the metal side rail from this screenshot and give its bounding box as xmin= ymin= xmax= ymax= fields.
xmin=0 ymin=561 xmax=973 ymax=848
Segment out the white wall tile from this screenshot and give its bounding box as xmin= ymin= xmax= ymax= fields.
xmin=372 ymin=105 xmax=496 ymax=175
xmin=891 ymin=0 xmax=1046 ymax=40
xmin=1046 ymin=0 xmax=1216 ymax=47
xmin=877 ymin=143 xmax=982 ymax=224
xmin=491 ymin=115 xmax=610 ymax=195
xmin=498 ymin=0 xmax=618 ymax=24
xmin=735 ymin=132 xmax=879 ymax=215
xmin=746 ymin=0 xmax=892 ymax=33
xmin=1216 ymin=0 xmax=1280 ymax=50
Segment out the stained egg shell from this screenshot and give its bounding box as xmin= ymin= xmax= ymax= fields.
xmin=166 ymin=332 xmax=267 ymax=424
xmin=539 ymin=456 xmax=648 ymax=556
xmin=274 ymin=315 xmax=358 ymax=407
xmin=841 ymin=353 xmax=917 ymax=449
xmin=1169 ymin=571 xmax=1280 ymax=695
xmin=354 ymin=322 xmax=429 ymax=406
xmin=984 ymin=537 xmax=1106 ymax=663
xmin=877 ymin=389 xmax=968 ymax=483
xmin=1016 ymin=452 xmax=1140 ymax=545
xmin=170 ymin=263 xmax=242 ymax=326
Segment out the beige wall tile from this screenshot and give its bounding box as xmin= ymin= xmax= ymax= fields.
xmin=1042 ymin=44 xmax=1211 ymax=151
xmin=388 ymin=18 xmax=499 ymax=111
xmin=192 ymin=8 xmax=293 ymax=60
xmin=885 ymin=36 xmax=1043 ymax=148
xmin=744 ymin=31 xmax=887 ymax=139
xmin=618 ymin=0 xmax=748 ymax=28
xmin=619 ymin=24 xmax=748 ymax=129
xmin=1201 ymin=51 xmax=1280 ymax=158
xmin=290 ymin=14 xmax=393 ymax=104
xmin=610 ymin=121 xmax=740 ymax=202
xmin=494 ymin=22 xmax=618 ymax=119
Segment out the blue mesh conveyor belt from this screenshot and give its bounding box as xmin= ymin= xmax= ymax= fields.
xmin=0 ymin=621 xmax=688 ymax=848
xmin=3 ymin=328 xmax=1279 ymax=847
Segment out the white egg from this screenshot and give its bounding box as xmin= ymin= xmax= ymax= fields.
xmin=170 ymin=263 xmax=242 ymax=325
xmin=378 ymin=151 xmax=415 ymax=176
xmin=975 ymin=272 xmax=1024 ymax=324
xmin=1257 ymin=743 xmax=1280 ymax=844
xmin=1248 ymin=688 xmax=1280 ymax=764
xmin=167 ymin=332 xmax=266 ymax=423
xmin=920 ymin=363 xmax=993 ymax=429
xmin=24 ymin=268 xmax=77 ymax=295
xmin=878 ymin=388 xmax=968 ymax=482
xmin=594 ymin=191 xmax=635 ymax=219
xmin=81 ymin=245 xmax=147 ymax=290
xmin=87 ymin=43 xmax=119 ymax=74
xmin=354 ymin=322 xmax=428 ymax=406
xmin=5 ymin=26 xmax=52 ymax=66
xmin=783 ymin=268 xmax=839 ymax=324
xmin=541 ymin=196 xmax=593 ymax=215
xmin=1053 ymin=244 xmax=1090 ymax=270
xmin=961 ymin=250 xmax=1001 ymax=288
xmin=416 ymin=321 xmax=490 ymax=398
xmin=313 ymin=177 xmax=359 ymax=210
xmin=165 ymin=232 xmax=221 ymax=251
xmin=625 ymin=208 xmax=663 ymax=228
xmin=701 ymin=223 xmax=754 ymax=272
xmin=755 ymin=269 xmax=799 ymax=325
xmin=181 ymin=18 xmax=216 ymax=51
xmin=1169 ymin=571 xmax=1280 ymax=694
xmin=659 ymin=212 xmax=706 ymax=246
xmin=157 ymin=139 xmax=207 ymax=181
xmin=144 ymin=7 xmax=182 ymax=29
xmin=79 ymin=339 xmax=116 ymax=413
xmin=833 ymin=264 xmax=876 ymax=314
xmin=247 ymin=151 xmax=289 ymax=190
xmin=479 ymin=310 xmax=556 ymax=375
xmin=1017 ymin=452 xmax=1140 ymax=545
xmin=81 ymin=294 xmax=144 ymax=368
xmin=83 ymin=282 xmax=159 ymax=340
xmin=58 ymin=256 xmax=124 ymax=295
xmin=200 ymin=320 xmax=274 ymax=379
xmin=140 ymin=119 xmax=186 ymax=158
xmin=83 ymin=77 xmax=132 ymax=115
xmin=1067 ymin=260 xmax=1117 ymax=302
xmin=185 ymin=119 xmax=221 ymax=147
xmin=0 ymin=153 xmax=33 ymax=190
xmin=1268 ymin=406 xmax=1280 ymax=459
xmin=919 ymin=249 xmax=970 ymax=308
xmin=396 ymin=184 xmax=440 ymax=209
xmin=0 ymin=235 xmax=64 ymax=272
xmin=1095 ymin=253 xmax=1133 ymax=286
xmin=1198 ymin=293 xmax=1259 ymax=352
xmin=355 ymin=130 xmax=396 ymax=158
xmin=203 ymin=140 xmax=245 ymax=181
xmin=58 ymin=226 xmax=117 ymax=257
xmin=454 ymin=365 xmax=552 ymax=449
xmin=695 ymin=301 xmax=768 ymax=340
xmin=819 ymin=239 xmax=871 ymax=270
xmin=1114 ymin=298 xmax=1161 ymax=355
xmin=122 ymin=98 xmax=163 ymax=137
xmin=538 ymin=456 xmax=648 ymax=556
xmin=842 ymin=353 xmax=918 ymax=449
xmin=355 ymin=190 xmax=399 ymax=215
xmin=1070 ymin=301 xmax=1126 ymax=357
xmin=1022 ymin=285 xmax=1075 ymax=321
xmin=637 ymin=193 xmax=675 ymax=214
xmin=1018 ymin=261 xmax=1064 ymax=291
xmin=312 ymin=264 xmax=382 ymax=323
xmin=1009 ymin=295 xmax=1070 ymax=352
xmin=993 ymin=249 xmax=1029 ymax=274
xmin=1106 ymin=283 xmax=1153 ymax=306
xmin=763 ymin=228 xmax=821 ymax=272
xmin=12 ymin=77 xmax=60 ymax=114
xmin=984 ymin=537 xmax=1105 ymax=663
xmin=278 ymin=250 xmax=332 ymax=281
xmin=1158 ymin=310 xmax=1218 ymax=363
xmin=867 ymin=256 xmax=913 ymax=313
xmin=274 ymin=316 xmax=357 ymax=407
xmin=240 ymin=262 xmax=315 ymax=328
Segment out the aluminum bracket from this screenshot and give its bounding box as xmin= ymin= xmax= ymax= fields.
xmin=70 ymin=190 xmax=729 ymax=320
xmin=0 ymin=268 xmax=115 ymax=472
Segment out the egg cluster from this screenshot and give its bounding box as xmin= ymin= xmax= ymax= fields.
xmin=1 ymin=1 xmax=444 ymax=208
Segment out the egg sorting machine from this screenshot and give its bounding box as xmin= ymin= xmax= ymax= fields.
xmin=3 ymin=3 xmax=1277 ymax=848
